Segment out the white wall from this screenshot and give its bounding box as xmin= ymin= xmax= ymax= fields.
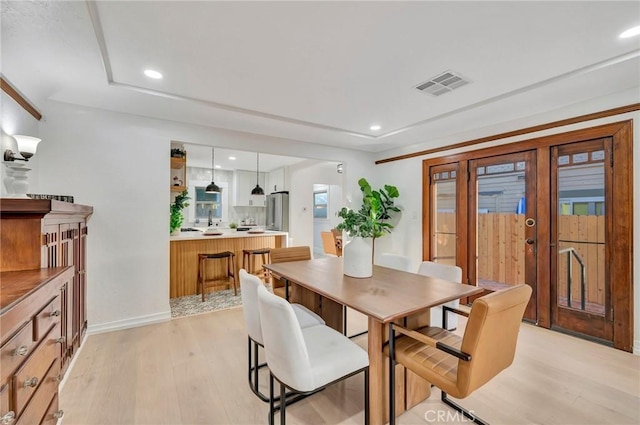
xmin=289 ymin=161 xmax=373 ymax=250
xmin=34 ymin=101 xmax=375 ymax=332
xmin=371 ymin=91 xmax=640 ymax=354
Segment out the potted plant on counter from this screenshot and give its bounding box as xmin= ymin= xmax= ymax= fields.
xmin=170 ymin=190 xmax=190 ymax=236
xmin=336 ymin=178 xmax=400 ymax=278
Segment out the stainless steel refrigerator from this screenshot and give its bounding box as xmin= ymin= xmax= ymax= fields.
xmin=266 ymin=191 xmax=289 ymax=231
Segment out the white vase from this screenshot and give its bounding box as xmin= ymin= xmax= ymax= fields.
xmin=343 ymin=236 xmax=373 ymax=278
xmin=170 ymin=228 xmax=180 ymax=237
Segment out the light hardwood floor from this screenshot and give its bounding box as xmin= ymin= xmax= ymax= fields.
xmin=60 ymin=307 xmax=640 ymax=425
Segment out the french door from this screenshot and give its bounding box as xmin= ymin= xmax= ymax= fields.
xmin=468 ymin=151 xmax=538 ymax=321
xmin=422 ymin=120 xmax=633 ymax=351
xmin=550 ymin=138 xmax=613 ymax=342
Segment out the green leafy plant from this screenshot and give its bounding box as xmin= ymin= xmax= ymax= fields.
xmin=336 ymin=178 xmax=400 ymax=239
xmin=229 ymin=222 xmax=238 ymax=229
xmin=170 ymin=190 xmax=190 ymax=234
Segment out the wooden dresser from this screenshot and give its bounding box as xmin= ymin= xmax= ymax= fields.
xmin=0 ymin=199 xmax=93 ymax=425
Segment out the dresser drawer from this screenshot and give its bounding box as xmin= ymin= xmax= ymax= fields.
xmin=0 ymin=322 xmax=34 ymax=383
xmin=16 ymin=359 xmax=59 ymax=425
xmin=39 ymin=394 xmax=60 ymax=425
xmin=0 ymin=382 xmax=14 ymax=425
xmin=12 ymin=325 xmax=59 ymax=417
xmin=33 ymin=296 xmax=61 ymax=342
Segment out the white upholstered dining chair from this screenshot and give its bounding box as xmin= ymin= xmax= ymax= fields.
xmin=417 ymin=261 xmax=463 ymax=330
xmin=239 ymin=269 xmax=325 ymax=403
xmin=376 ymin=253 xmax=413 ymax=272
xmin=257 ymin=284 xmax=370 ymax=424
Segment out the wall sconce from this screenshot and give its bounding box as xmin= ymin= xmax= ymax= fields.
xmin=4 ymin=135 xmax=42 ymax=161
xmin=3 ymin=135 xmax=42 ymax=198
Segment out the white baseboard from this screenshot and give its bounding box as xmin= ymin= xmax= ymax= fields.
xmin=87 ymin=311 xmax=171 ymax=335
xmin=634 ymin=339 xmax=640 ymax=356
xmin=59 ymin=332 xmax=88 ymax=391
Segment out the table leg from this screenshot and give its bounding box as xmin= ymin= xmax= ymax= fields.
xmin=368 ymin=317 xmax=384 ymax=425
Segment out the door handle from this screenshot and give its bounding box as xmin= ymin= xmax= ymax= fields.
xmin=526 ymin=238 xmax=535 ymax=245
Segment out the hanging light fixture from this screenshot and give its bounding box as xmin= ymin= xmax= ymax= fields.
xmin=205 ymin=147 xmax=221 ymax=193
xmin=251 ymin=152 xmax=265 ymax=195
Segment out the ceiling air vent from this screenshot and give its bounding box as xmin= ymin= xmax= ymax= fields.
xmin=415 ymin=70 xmax=470 ymax=96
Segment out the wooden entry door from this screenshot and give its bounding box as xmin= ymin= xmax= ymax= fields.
xmin=469 ymin=151 xmax=537 ymax=321
xmin=550 ymin=139 xmax=613 ymax=343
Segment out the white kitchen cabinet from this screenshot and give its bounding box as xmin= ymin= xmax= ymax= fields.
xmin=234 ymin=170 xmax=266 ymax=207
xmin=266 ymin=167 xmax=286 ymax=194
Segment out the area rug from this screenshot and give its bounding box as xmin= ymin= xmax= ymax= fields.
xmin=170 ymin=288 xmax=244 ymax=318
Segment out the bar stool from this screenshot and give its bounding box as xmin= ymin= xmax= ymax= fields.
xmin=242 ymin=248 xmax=271 ymax=283
xmin=197 ymin=251 xmax=237 ymax=301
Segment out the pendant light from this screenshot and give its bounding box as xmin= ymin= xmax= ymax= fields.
xmin=205 ymin=147 xmax=221 ymax=193
xmin=251 ymin=152 xmax=265 ymax=195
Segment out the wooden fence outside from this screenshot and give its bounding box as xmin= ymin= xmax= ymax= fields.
xmin=434 ymin=212 xmax=605 ymax=305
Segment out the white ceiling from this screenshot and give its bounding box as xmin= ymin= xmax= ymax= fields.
xmin=177 ymin=143 xmax=308 ymax=172
xmin=2 ymin=1 xmax=639 ymax=155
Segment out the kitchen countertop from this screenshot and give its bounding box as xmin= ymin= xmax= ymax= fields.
xmin=170 ymin=230 xmax=288 ymax=241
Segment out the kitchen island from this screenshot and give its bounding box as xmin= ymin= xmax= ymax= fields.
xmin=170 ymin=230 xmax=288 ymax=297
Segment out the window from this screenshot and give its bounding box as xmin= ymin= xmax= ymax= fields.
xmin=195 ymin=187 xmax=222 ymax=220
xmin=313 ymin=191 xmax=328 ymax=219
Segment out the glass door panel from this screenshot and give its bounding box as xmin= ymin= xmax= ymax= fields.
xmin=551 ymin=139 xmax=612 ymax=342
xmin=431 ymin=166 xmax=457 ymax=266
xmin=469 ymin=151 xmax=536 ymax=321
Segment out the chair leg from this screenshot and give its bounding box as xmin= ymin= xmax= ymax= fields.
xmin=253 ymin=340 xmax=261 ymax=397
xmin=280 ymin=380 xmax=287 ymax=425
xmin=364 ymin=367 xmax=370 ymax=425
xmin=441 ymin=391 xmax=489 ymax=425
xmin=388 ymin=323 xmax=396 ymax=425
xmin=199 ymin=257 xmax=205 ymax=302
xmin=230 ymin=255 xmax=238 ymax=296
xmin=269 ymin=373 xmax=275 ymax=425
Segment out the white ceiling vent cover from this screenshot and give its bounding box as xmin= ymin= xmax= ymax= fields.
xmin=415 ymin=70 xmax=470 ymax=96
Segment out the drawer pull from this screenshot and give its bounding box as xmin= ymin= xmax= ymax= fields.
xmin=50 ymin=310 xmax=61 ymax=317
xmin=54 ymin=374 xmax=64 ymax=383
xmin=55 ymin=336 xmax=66 ymax=344
xmin=23 ymin=377 xmax=38 ymax=388
xmin=0 ymin=411 xmax=15 ymax=425
xmin=12 ymin=345 xmax=28 ymax=356
xmin=52 ymin=410 xmax=64 ymax=419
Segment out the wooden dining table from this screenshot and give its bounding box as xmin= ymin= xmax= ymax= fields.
xmin=264 ymin=257 xmax=483 ymax=425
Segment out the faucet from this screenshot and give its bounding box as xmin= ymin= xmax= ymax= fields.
xmin=208 ymin=210 xmax=213 ymax=227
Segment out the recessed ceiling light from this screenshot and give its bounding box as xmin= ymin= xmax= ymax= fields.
xmin=215 ymin=165 xmax=221 ymax=169
xmin=619 ymin=25 xmax=640 ymax=38
xmin=143 ymin=69 xmax=163 ymax=79
xmin=228 ymin=156 xmax=236 ymax=160
xmin=370 ymin=125 xmax=381 ymax=131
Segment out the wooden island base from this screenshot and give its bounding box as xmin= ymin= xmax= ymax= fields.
xmin=170 ymin=232 xmax=287 ymax=298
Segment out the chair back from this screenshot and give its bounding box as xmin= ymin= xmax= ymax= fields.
xmin=257 ymin=285 xmax=314 ymax=391
xmin=376 ymin=253 xmax=413 ymax=272
xmin=239 ymin=269 xmax=264 ymax=344
xmin=320 ymin=232 xmax=338 ymax=256
xmin=270 ymin=246 xmax=312 ymax=264
xmin=457 ymin=284 xmax=532 ymax=397
xmin=270 ymin=246 xmax=312 ymax=293
xmin=331 ymin=229 xmax=343 ymax=256
xmin=417 ymin=261 xmax=462 ymax=283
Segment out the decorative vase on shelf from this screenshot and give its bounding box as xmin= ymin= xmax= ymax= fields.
xmin=170 ymin=228 xmax=180 ymax=237
xmin=342 ymin=236 xmax=373 ymax=278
